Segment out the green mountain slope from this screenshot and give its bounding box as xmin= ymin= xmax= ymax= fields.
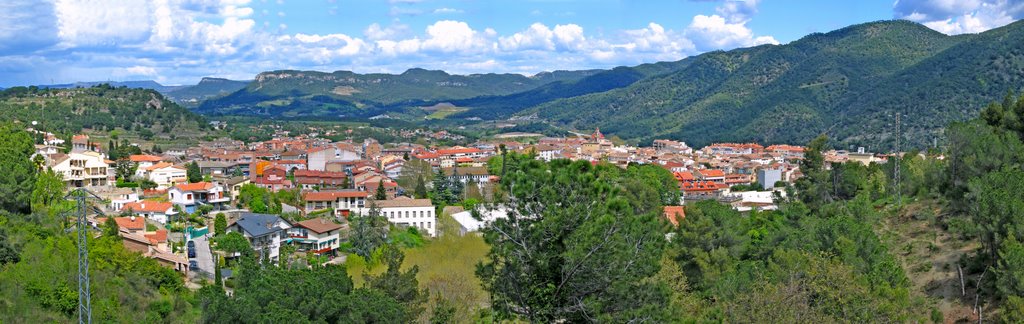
xmin=525 ymin=20 xmax=982 ymax=148
xmin=165 ymin=77 xmax=249 ymax=106
xmin=0 ymin=85 xmax=209 ymax=139
xmin=195 ymin=68 xmax=579 ymax=117
xmin=444 ymin=60 xmax=693 ymax=120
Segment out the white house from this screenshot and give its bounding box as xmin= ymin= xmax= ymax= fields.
xmin=144 ymin=162 xmax=187 ymax=189
xmin=109 ymin=190 xmax=140 ymax=212
xmin=168 ymin=182 xmax=229 ymax=214
xmin=227 ymin=213 xmax=291 ymax=263
xmin=121 ymin=200 xmax=178 ymax=224
xmin=50 ymin=151 xmax=114 ymax=189
xmin=450 ymin=207 xmax=509 ymax=236
xmin=307 ymin=147 xmax=360 ymax=171
xmin=303 ymin=190 xmax=368 ymax=218
xmin=287 ymin=218 xmax=344 ymax=256
xmin=130 ymin=155 xmax=164 ymax=178
xmin=360 ymin=197 xmax=437 ymax=237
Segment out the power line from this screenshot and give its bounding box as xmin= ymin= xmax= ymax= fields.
xmin=893 ymin=113 xmax=901 ymax=209
xmin=66 ymin=188 xmax=105 ymax=324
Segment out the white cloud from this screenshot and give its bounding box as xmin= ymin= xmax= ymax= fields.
xmin=685 ymin=14 xmax=777 ymax=51
xmin=421 ymin=20 xmax=491 ymax=53
xmin=54 ymin=0 xmax=153 ymax=46
xmin=433 ymin=8 xmax=463 ymax=14
xmin=894 ymin=0 xmax=1024 ymax=34
xmin=364 ymin=23 xmax=410 ymax=41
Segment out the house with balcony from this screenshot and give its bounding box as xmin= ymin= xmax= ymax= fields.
xmin=168 ymin=182 xmax=230 ymax=213
xmin=227 ymin=213 xmax=291 ymax=263
xmin=302 ymin=190 xmax=367 ymax=218
xmin=50 ymin=151 xmax=114 ymax=189
xmin=287 ymin=218 xmax=345 ymax=256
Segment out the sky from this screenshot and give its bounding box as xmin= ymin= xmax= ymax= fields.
xmin=1 ymin=0 xmax=1023 ymax=87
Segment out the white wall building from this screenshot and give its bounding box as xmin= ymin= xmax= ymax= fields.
xmin=287 ymin=218 xmax=344 ymax=255
xmin=144 ymin=163 xmax=187 ymax=189
xmin=450 ymin=207 xmax=509 ymax=236
xmin=307 ymin=147 xmax=360 ymax=171
xmin=360 ymin=197 xmax=437 ymax=237
xmin=50 ymin=151 xmax=114 ymax=189
xmin=227 ymin=213 xmax=291 ymax=263
xmin=168 ymin=182 xmax=230 ymax=214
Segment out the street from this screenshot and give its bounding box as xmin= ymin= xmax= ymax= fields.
xmin=191 ymin=234 xmax=216 ymax=280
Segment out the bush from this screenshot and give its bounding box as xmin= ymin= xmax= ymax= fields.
xmin=116 ymin=180 xmax=139 ymax=188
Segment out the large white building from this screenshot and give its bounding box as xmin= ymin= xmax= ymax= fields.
xmin=50 ymin=151 xmax=114 ymax=189
xmin=307 ymin=147 xmax=360 ymax=171
xmin=450 ymin=207 xmax=509 ymax=236
xmin=361 ymin=197 xmax=437 ymax=237
xmin=143 ymin=162 xmax=187 ymax=189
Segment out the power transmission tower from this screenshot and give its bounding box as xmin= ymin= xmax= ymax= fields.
xmin=66 ymin=188 xmax=105 ymax=324
xmin=893 ymin=113 xmax=901 ymax=208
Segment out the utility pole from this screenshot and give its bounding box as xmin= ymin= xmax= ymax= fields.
xmin=894 ymin=113 xmax=901 ymax=208
xmin=67 ymin=188 xmax=104 ymax=324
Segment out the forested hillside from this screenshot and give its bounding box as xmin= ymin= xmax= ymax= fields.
xmin=0 ymin=85 xmax=209 ymax=140
xmin=194 ymin=68 xmax=590 ymax=118
xmin=164 ymin=78 xmax=249 ymax=106
xmin=524 ymin=20 xmax=1006 ymax=148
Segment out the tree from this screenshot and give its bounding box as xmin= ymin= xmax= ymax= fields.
xmin=0 ymin=124 xmax=37 ymax=214
xmin=140 ymin=179 xmax=158 ymax=190
xmin=214 ymin=213 xmax=227 ymax=236
xmin=477 ymin=159 xmax=669 ymax=322
xmin=349 ymin=201 xmax=389 ymax=260
xmin=186 ymin=161 xmax=202 ymax=183
xmin=0 ymin=228 xmax=20 ymax=265
xmin=375 ymin=179 xmax=388 ymax=200
xmin=114 ymin=158 xmax=137 ymax=181
xmin=103 ymin=217 xmax=121 ymax=238
xmin=997 ymin=234 xmax=1024 ymax=299
xmin=429 ymin=297 xmax=457 ymax=324
xmin=216 ymin=232 xmax=252 ymax=257
xmin=414 ymin=175 xmax=428 ymax=199
xmin=364 ymin=244 xmax=427 ymax=312
xmin=795 ymin=134 xmax=832 ymax=209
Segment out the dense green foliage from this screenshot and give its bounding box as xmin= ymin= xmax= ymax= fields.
xmin=478 ymin=158 xmax=672 ymax=322
xmin=522 ymin=20 xmax=1024 ymax=148
xmin=0 ymin=85 xmax=209 ymax=140
xmin=196 ymin=68 xmax=590 ymax=118
xmin=197 ymin=255 xmax=410 ymax=323
xmin=0 ymin=124 xmax=37 ymax=214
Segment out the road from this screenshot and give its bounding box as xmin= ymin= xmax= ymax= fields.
xmin=191 ymin=234 xmax=216 ymax=280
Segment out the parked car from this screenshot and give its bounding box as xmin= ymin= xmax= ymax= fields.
xmin=187 ymin=240 xmax=195 ymax=249
xmin=189 ymin=260 xmax=198 ymax=271
xmin=188 ymin=246 xmax=196 ymax=258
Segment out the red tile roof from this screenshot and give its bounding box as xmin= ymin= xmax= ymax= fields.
xmin=294 ymin=169 xmax=347 ymax=179
xmin=295 ymin=218 xmax=344 ymax=233
xmin=122 ymin=200 xmax=173 ymax=213
xmin=663 ymin=206 xmax=685 ymax=226
xmin=436 ymin=147 xmax=481 ymax=155
xmin=129 ymin=154 xmax=163 ymax=162
xmin=113 ymin=216 xmax=145 ymax=230
xmin=174 ymin=182 xmax=215 ymax=191
xmin=303 ymin=191 xmax=368 ymax=201
xmin=144 ymin=229 xmax=168 ymax=244
xmin=682 ymin=181 xmax=726 ymax=192
xmin=673 ymin=171 xmax=695 ymax=181
xmin=698 ymin=169 xmax=725 ymax=178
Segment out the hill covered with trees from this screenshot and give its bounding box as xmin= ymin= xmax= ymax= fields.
xmin=0 ymin=85 xmax=211 ymax=141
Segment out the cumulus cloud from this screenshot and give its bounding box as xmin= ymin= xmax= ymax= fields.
xmin=894 ymin=0 xmax=1024 ymax=34
xmin=683 ymin=0 xmax=778 ymax=51
xmin=0 ymin=0 xmax=781 ymax=86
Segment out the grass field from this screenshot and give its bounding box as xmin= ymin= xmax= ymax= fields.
xmin=346 ymin=211 xmax=491 ymax=322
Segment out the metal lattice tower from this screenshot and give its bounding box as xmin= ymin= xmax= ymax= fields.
xmin=894 ymin=114 xmax=901 ymax=208
xmin=67 ymin=188 xmax=104 ymax=324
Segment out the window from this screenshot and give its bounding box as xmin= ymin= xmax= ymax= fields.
xmin=186 ymin=194 xmax=192 ymax=200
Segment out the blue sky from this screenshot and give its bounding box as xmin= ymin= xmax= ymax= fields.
xmin=1 ymin=0 xmax=1022 ymax=86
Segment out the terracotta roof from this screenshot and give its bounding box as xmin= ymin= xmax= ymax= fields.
xmin=295 ymin=218 xmax=344 ymax=234
xmin=682 ymin=181 xmax=726 ymax=192
xmin=144 ymin=229 xmax=168 ymax=244
xmin=436 ymin=147 xmax=482 ymax=155
xmin=698 ymin=169 xmax=725 ymax=177
xmin=144 ymin=162 xmax=184 ymax=171
xmin=174 ymin=182 xmax=215 ymax=191
xmin=130 ymin=155 xmax=163 ymax=162
xmin=294 ymin=169 xmax=347 ymax=179
xmin=303 ymin=190 xmax=368 ymax=201
xmin=113 ymin=216 xmax=145 ymax=230
xmin=122 ymin=200 xmax=174 ymax=213
xmin=663 ymin=206 xmax=685 ymax=226
xmin=371 ymin=196 xmax=434 ymax=208
xmin=673 ymin=171 xmax=695 ymax=181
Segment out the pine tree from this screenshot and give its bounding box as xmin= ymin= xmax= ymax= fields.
xmin=187 ymin=161 xmax=202 ymax=183
xmin=414 ymin=175 xmax=427 ymax=199
xmin=375 ymin=179 xmax=388 ymax=200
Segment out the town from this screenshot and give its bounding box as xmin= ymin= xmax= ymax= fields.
xmin=28 ymin=123 xmax=897 ymax=281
